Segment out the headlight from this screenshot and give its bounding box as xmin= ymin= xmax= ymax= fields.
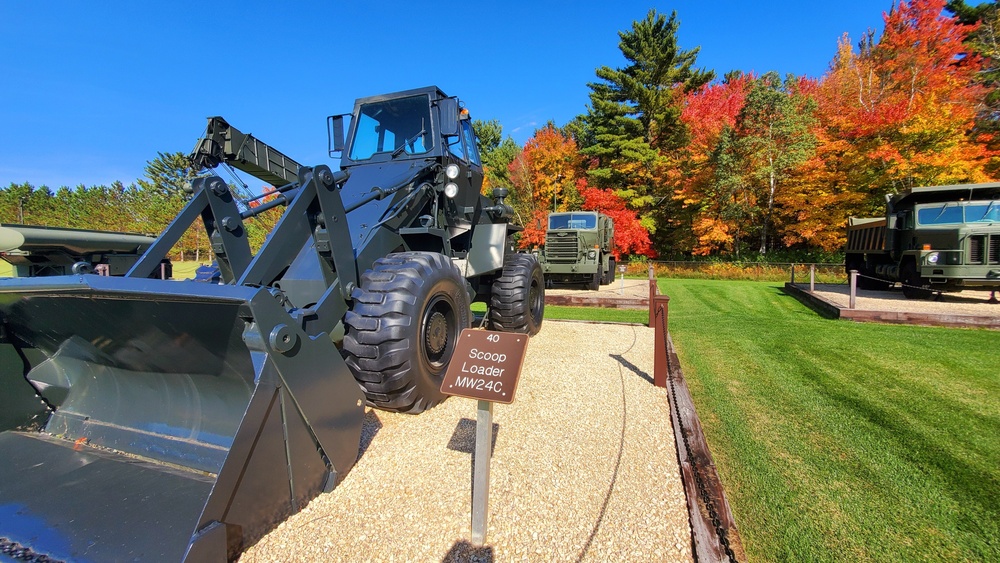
xmin=445 ymin=164 xmax=460 ymax=179
xmin=926 ymin=252 xmax=939 ymax=264
xmin=444 ymin=182 xmax=459 ymax=198
xmin=588 ymin=250 xmax=597 ymax=259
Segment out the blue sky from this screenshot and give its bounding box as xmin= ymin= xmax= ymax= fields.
xmin=1 ymin=0 xmax=893 ymax=191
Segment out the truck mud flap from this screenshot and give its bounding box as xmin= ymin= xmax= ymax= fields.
xmin=0 ymin=275 xmax=364 ymax=561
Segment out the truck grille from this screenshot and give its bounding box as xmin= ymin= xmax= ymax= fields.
xmin=971 ymin=235 xmax=984 ymax=264
xmin=969 ymin=234 xmax=1000 ymax=265
xmin=545 ymin=232 xmax=580 ymax=263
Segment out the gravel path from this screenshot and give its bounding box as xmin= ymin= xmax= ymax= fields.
xmin=241 ymin=322 xmax=692 ymax=563
xmin=805 ymin=283 xmax=1000 ymax=317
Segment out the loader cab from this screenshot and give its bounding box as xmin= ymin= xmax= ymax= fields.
xmin=331 ymin=86 xmax=486 ymax=229
xmin=346 ymin=92 xmax=435 ymax=161
xmin=335 ymin=86 xmax=481 ymax=166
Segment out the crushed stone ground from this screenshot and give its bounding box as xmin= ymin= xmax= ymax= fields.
xmin=241 ymin=321 xmax=692 ymax=563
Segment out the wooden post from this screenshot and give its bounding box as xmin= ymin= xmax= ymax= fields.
xmin=652 ymin=295 xmax=670 ymax=388
xmin=849 ymin=270 xmax=857 ymax=309
xmin=648 ymin=264 xmax=657 ymax=327
xmin=790 ymin=263 xmax=796 ymax=285
xmin=809 ymin=264 xmax=815 ymax=292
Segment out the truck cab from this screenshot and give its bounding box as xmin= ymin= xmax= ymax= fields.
xmin=536 ymin=211 xmax=615 ymax=290
xmin=846 ymin=183 xmax=1000 ymax=297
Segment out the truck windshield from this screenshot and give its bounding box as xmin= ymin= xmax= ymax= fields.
xmin=917 ymin=204 xmax=965 ymax=225
xmin=349 ymin=94 xmax=433 ymax=160
xmin=549 ymin=213 xmax=597 ymax=230
xmin=916 ymin=201 xmax=1000 ymax=225
xmin=966 ymin=201 xmax=1000 ymax=223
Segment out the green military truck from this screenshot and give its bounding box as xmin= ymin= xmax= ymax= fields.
xmin=845 ymin=183 xmax=1000 ymax=298
xmin=535 ymin=211 xmax=615 ymax=290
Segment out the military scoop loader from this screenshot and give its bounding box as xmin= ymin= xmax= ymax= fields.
xmin=0 ymin=86 xmax=544 ymax=562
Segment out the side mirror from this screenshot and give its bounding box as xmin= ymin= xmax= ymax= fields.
xmin=327 ymin=114 xmax=347 ymax=156
xmin=439 ymin=98 xmax=459 ymax=137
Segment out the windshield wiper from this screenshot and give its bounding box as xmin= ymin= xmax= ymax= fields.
xmin=391 ymin=128 xmax=426 ymax=158
xmin=982 ymin=199 xmax=997 ymax=222
xmin=930 ymin=201 xmax=955 ymax=223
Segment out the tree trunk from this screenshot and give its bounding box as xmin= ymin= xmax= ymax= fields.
xmin=760 ymin=159 xmax=776 ymax=254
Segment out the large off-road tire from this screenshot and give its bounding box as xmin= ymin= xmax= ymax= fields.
xmin=343 ymin=252 xmax=470 ymax=413
xmin=901 ymin=260 xmax=932 ymax=300
xmin=489 ymin=253 xmax=544 ymax=336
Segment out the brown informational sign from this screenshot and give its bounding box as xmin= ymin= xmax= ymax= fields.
xmin=441 ymin=329 xmax=528 ymax=404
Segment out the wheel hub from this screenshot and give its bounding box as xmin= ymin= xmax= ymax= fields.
xmin=425 ymin=311 xmax=449 ymax=356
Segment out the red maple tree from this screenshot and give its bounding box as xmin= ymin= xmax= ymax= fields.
xmin=579 ymin=181 xmax=654 ymax=258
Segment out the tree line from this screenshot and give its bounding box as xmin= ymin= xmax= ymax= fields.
xmin=477 ymin=0 xmax=1000 ymax=261
xmin=3 ymin=0 xmax=996 ymax=263
xmin=0 ymin=152 xmax=281 ymax=260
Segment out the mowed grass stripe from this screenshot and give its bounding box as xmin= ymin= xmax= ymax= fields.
xmin=659 ymin=278 xmax=998 ymax=562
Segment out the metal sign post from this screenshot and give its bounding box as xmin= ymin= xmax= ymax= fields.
xmin=471 ymin=399 xmax=493 ymax=545
xmin=441 ymin=329 xmax=529 ymax=546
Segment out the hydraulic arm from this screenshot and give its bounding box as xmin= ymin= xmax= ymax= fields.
xmin=190 ymin=116 xmax=302 ymax=187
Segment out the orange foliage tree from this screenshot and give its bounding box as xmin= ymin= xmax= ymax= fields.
xmin=508 ymin=124 xmax=584 ymax=248
xmin=815 ymin=0 xmax=995 ymax=197
xmin=781 ymin=0 xmax=999 ymax=252
xmin=672 ymin=0 xmax=998 ymax=256
xmin=674 ymin=74 xmax=752 ymax=255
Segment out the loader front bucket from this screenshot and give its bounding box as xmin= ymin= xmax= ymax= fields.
xmin=0 ymin=275 xmax=365 ymax=562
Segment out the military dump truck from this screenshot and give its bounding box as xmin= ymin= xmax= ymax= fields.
xmin=0 ymin=223 xmax=170 ymax=278
xmin=0 ymin=86 xmax=544 ymax=562
xmin=535 ymin=211 xmax=615 ymax=290
xmin=845 ymin=183 xmax=1000 ymax=298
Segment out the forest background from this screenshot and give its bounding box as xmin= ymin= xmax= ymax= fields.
xmin=2 ymin=0 xmax=998 ymax=264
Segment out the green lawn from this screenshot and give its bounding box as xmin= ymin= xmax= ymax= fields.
xmin=655 ymin=278 xmax=998 ymax=562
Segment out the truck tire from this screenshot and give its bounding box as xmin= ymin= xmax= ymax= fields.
xmin=489 ymin=253 xmax=544 ymax=336
xmin=847 ymin=257 xmax=890 ymax=291
xmin=861 ymin=272 xmax=891 ymax=291
xmin=588 ymin=265 xmax=601 ymax=291
xmin=604 ymin=257 xmax=617 ymax=285
xmin=343 ymin=252 xmax=470 ymax=413
xmin=901 ymin=261 xmax=932 ymax=300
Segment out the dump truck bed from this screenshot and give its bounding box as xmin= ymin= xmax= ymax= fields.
xmin=846 ymin=217 xmax=887 ymax=253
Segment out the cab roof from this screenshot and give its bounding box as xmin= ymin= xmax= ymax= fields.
xmin=889 ymin=182 xmax=1000 ymax=208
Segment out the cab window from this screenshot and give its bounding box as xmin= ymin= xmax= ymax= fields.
xmin=916 ymin=204 xmax=963 ymax=226
xmin=461 ymin=120 xmax=481 ymax=166
xmin=349 ymin=94 xmax=432 ymax=160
